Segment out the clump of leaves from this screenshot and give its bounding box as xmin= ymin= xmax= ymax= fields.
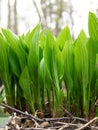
xmin=0 ymin=12 xmax=98 ymax=118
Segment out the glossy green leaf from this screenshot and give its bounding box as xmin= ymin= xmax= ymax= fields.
xmin=74 ymin=30 xmax=89 ymax=116
xmin=44 ymin=30 xmax=55 ymax=80
xmin=56 ymin=26 xmax=72 ymax=51
xmin=8 ymin=46 xmax=21 ymax=77
xmin=44 ymin=30 xmax=64 ymax=110
xmin=2 ymin=29 xmax=27 ymax=70
xmin=0 ymin=36 xmax=15 ymax=106
xmin=19 ymin=66 xmax=34 ymax=112
xmin=28 ymin=24 xmax=40 ymax=84
xmin=27 ymin=24 xmax=41 ymax=108
xmin=0 ymin=36 xmax=10 ymax=89
xmin=62 ymin=40 xmax=74 ymax=108
xmin=87 ymin=38 xmax=96 ymax=83
xmin=88 ymin=12 xmax=98 ymax=41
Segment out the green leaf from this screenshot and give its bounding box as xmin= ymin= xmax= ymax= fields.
xmin=28 ymin=24 xmax=40 ymax=84
xmin=25 ymin=24 xmax=41 ymax=47
xmin=19 ymin=35 xmax=29 ymax=54
xmin=0 ymin=96 xmax=4 ymax=105
xmin=2 ymin=29 xmax=27 ymax=70
xmin=56 ymin=26 xmax=72 ymax=51
xmin=8 ymin=46 xmax=21 ymax=77
xmin=88 ymin=12 xmax=98 ymax=41
xmin=44 ymin=30 xmax=64 ymax=110
xmin=39 ymin=31 xmax=46 ymax=61
xmin=44 ymin=30 xmax=55 ymax=80
xmin=55 ymin=45 xmax=64 ymax=81
xmin=87 ymin=38 xmax=98 ymax=109
xmin=87 ymin=38 xmax=96 ymax=83
xmin=0 ymin=36 xmax=15 ymax=106
xmin=74 ymin=30 xmax=88 ymax=76
xmin=0 ymin=36 xmax=10 ymax=90
xmin=27 ymin=24 xmax=41 ymax=108
xmin=62 ymin=40 xmax=74 ymax=108
xmin=74 ymin=30 xmax=89 ymax=116
xmin=19 ymin=66 xmax=34 ymax=112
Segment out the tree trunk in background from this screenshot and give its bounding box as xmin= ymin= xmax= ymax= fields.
xmin=32 ymin=0 xmax=47 ymax=28
xmin=55 ymin=0 xmax=63 ymax=36
xmin=33 ymin=0 xmax=73 ymax=36
xmin=32 ymin=0 xmax=75 ymax=37
xmin=7 ymin=0 xmax=18 ymax=34
xmin=7 ymin=0 xmax=11 ymax=29
xmin=68 ymin=0 xmax=74 ymax=39
xmin=32 ymin=0 xmax=41 ymax=22
xmin=14 ymin=0 xmax=18 ymax=34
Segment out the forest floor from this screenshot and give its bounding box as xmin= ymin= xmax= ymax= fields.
xmin=0 ymin=103 xmax=98 ymax=130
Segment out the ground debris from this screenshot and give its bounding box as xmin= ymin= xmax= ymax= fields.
xmin=0 ymin=103 xmax=98 ymax=130
xmin=0 ymin=114 xmax=97 ymax=130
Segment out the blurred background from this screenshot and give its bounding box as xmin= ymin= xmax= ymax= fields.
xmin=0 ymin=0 xmax=98 ymax=39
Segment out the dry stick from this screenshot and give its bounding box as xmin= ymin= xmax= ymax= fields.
xmin=75 ymin=117 xmax=98 ymax=130
xmin=58 ymin=122 xmax=82 ymax=130
xmin=62 ymin=107 xmax=88 ymax=124
xmin=62 ymin=107 xmax=76 ymax=124
xmin=1 ymin=102 xmax=87 ymax=123
xmin=62 ymin=107 xmax=73 ymax=118
xmin=45 ymin=117 xmax=87 ymax=122
xmin=2 ymin=102 xmax=43 ymax=122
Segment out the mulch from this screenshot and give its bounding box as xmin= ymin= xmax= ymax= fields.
xmin=0 ymin=103 xmax=98 ymax=130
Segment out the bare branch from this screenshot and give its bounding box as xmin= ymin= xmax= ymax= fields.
xmin=32 ymin=0 xmax=42 ymax=22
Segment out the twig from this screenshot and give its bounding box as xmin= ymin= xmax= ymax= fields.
xmin=58 ymin=122 xmax=82 ymax=130
xmin=75 ymin=117 xmax=98 ymax=130
xmin=44 ymin=116 xmax=87 ymax=123
xmin=32 ymin=0 xmax=42 ymax=21
xmin=1 ymin=102 xmax=87 ymax=124
xmin=62 ymin=107 xmax=73 ymax=118
xmin=1 ymin=102 xmax=43 ymax=122
xmin=62 ymin=107 xmax=87 ymax=123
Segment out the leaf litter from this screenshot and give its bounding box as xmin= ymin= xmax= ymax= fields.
xmin=0 ymin=103 xmax=98 ymax=130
